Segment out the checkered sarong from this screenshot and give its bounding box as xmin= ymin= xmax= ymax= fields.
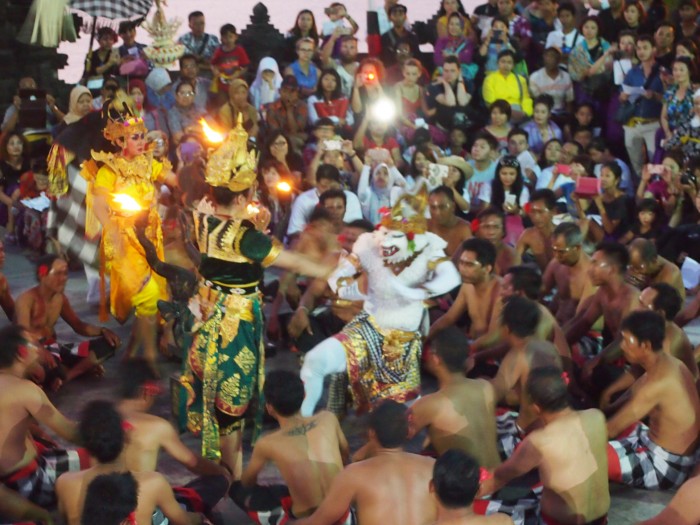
xmin=47 ymin=164 xmax=99 ymax=267
xmin=496 ymin=409 xmax=523 ymax=460
xmin=607 ymin=423 xmax=697 ymax=490
xmin=69 ymin=0 xmax=152 ymax=19
xmin=1 ymin=448 xmax=84 ymax=507
xmin=474 ymin=485 xmax=543 ymax=525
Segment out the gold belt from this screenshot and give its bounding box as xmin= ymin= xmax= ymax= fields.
xmin=626 ymin=117 xmax=658 ymax=127
xmin=197 ymin=283 xmax=257 ymax=323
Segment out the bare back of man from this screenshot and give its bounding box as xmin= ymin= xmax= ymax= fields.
xmin=529 ymin=409 xmax=610 ymax=524
xmin=245 ymin=411 xmax=346 ymax=517
xmin=0 ymin=376 xmax=46 ymax=475
xmin=57 ymin=466 xmax=194 ymax=525
xmin=492 ymin=341 xmax=562 ymax=431
xmin=664 ymin=323 xmax=698 ymax=378
xmin=629 ymin=354 xmax=700 ymax=454
xmin=120 ymin=410 xmax=177 ymax=472
xmin=335 ymin=452 xmax=436 ymax=525
xmin=411 ymin=379 xmax=501 ymax=468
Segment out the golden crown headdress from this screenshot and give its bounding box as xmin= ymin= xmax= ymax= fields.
xmin=380 ymin=185 xmax=428 ymax=234
xmin=204 ymin=114 xmax=258 ymax=192
xmin=102 ymin=90 xmax=147 ymax=144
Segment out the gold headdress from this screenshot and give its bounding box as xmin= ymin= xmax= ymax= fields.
xmin=204 ymin=114 xmax=258 ymax=192
xmin=102 ymin=90 xmax=147 ymax=144
xmin=380 ymin=185 xmax=428 ymax=234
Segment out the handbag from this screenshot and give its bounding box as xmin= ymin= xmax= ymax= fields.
xmin=614 ymin=99 xmax=639 ymax=124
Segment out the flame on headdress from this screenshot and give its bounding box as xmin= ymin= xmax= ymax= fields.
xmin=204 ymin=114 xmax=258 ymax=192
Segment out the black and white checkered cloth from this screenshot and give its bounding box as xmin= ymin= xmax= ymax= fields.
xmin=496 ymin=409 xmax=523 ymax=460
xmin=475 ymin=485 xmax=543 ymax=525
xmin=70 ymin=0 xmax=152 ymax=19
xmin=0 ymin=448 xmax=84 ymax=507
xmin=47 ymin=164 xmax=100 ymax=268
xmin=608 ymin=423 xmax=697 ymax=490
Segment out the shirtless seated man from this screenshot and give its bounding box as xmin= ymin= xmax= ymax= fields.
xmin=56 ymin=400 xmax=204 ymax=525
xmin=627 ymin=238 xmax=685 ymax=301
xmin=479 ymin=367 xmax=610 ymax=525
xmin=231 ymin=370 xmax=349 ymax=523
xmin=489 ymin=297 xmax=562 ymax=458
xmin=600 ymin=283 xmax=698 ymax=409
xmin=14 ymin=255 xmax=120 ymax=390
xmin=432 ymin=450 xmax=513 ymax=525
xmin=410 ymin=327 xmax=501 ymax=468
xmin=473 ymin=208 xmax=518 ymax=277
xmin=542 ymin=223 xmax=597 ymax=326
xmin=607 ymin=310 xmax=700 ymax=490
xmin=428 ymin=186 xmax=473 ymax=259
xmin=117 ymin=360 xmax=229 ymax=513
xmin=429 ymin=238 xmax=502 ymax=343
xmin=0 ymin=325 xmax=87 ymax=523
xmin=295 ymin=401 xmax=437 ymax=525
xmin=286 ymin=219 xmax=372 ymax=353
xmin=564 ymin=242 xmax=640 ymax=397
xmin=515 ymin=189 xmax=556 ymax=272
xmin=470 ymin=266 xmax=571 ymax=377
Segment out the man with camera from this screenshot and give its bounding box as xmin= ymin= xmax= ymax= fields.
xmin=1 ymin=77 xmax=63 ymax=135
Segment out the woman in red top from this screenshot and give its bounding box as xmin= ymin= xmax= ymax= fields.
xmin=307 ymin=68 xmax=354 ymax=128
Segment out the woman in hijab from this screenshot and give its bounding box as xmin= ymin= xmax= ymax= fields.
xmin=357 ymin=161 xmax=407 ymax=224
xmin=54 ymin=85 xmax=92 ymax=135
xmin=250 ymin=56 xmax=283 ymax=112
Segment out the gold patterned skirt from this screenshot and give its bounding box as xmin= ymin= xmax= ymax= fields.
xmin=181 ymin=284 xmax=264 ymax=460
xmin=335 ymin=311 xmax=422 ymax=413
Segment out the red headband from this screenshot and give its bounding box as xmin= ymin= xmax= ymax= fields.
xmin=37 ymin=264 xmax=49 ymax=278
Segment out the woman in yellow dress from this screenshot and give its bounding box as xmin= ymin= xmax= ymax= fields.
xmin=86 ymin=92 xmax=177 ymax=372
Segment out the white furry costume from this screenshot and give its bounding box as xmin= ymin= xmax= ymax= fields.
xmin=300 ymin=191 xmax=461 ymax=416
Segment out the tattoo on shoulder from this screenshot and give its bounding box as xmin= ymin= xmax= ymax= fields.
xmin=285 ymin=420 xmax=318 ymax=436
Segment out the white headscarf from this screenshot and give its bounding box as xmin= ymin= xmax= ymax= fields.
xmin=366 ymin=163 xmax=397 ymax=225
xmin=250 ymin=57 xmax=283 ymax=110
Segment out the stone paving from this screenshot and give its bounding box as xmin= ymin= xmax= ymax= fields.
xmin=4 ymin=242 xmax=697 ymax=524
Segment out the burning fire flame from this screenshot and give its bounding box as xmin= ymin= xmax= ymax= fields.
xmin=113 ymin=193 xmax=143 ymax=212
xmin=277 ymin=181 xmax=292 ymax=192
xmin=200 ymin=119 xmax=224 ymax=143
xmin=247 ymin=203 xmax=260 ymax=215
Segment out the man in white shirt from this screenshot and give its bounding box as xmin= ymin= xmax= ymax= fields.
xmin=544 ymin=2 xmax=580 ymax=69
xmin=287 ymin=164 xmax=362 ymax=237
xmin=529 ymin=47 xmax=574 ymax=120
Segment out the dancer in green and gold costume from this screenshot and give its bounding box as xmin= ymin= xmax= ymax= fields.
xmin=181 ymin=116 xmax=331 ymax=475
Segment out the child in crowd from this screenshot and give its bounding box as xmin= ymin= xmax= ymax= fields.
xmin=210 ymin=24 xmax=250 ymax=99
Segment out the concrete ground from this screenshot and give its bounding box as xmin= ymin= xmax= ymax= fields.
xmin=5 ymin=242 xmax=697 ymax=524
